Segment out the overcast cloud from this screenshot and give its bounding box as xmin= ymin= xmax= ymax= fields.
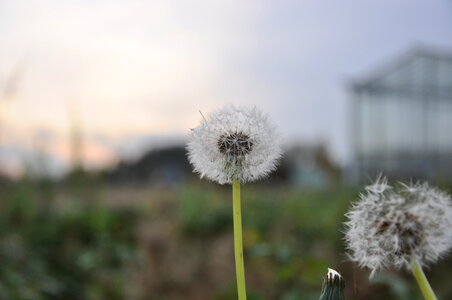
xmin=1 ymin=0 xmax=451 ymax=174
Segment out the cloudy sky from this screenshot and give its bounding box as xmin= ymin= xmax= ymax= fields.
xmin=1 ymin=0 xmax=451 ymax=176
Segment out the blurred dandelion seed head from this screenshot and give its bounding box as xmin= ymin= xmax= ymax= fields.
xmin=187 ymin=105 xmax=281 ymax=184
xmin=344 ymin=177 xmax=452 ymax=276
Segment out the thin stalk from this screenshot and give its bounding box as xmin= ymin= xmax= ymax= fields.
xmin=410 ymin=256 xmax=437 ymax=300
xmin=232 ymin=179 xmax=247 ymax=300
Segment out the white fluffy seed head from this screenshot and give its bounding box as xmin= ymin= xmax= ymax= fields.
xmin=344 ymin=177 xmax=452 ymax=277
xmin=187 ymin=105 xmax=281 ymax=185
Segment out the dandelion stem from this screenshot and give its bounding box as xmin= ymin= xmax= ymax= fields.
xmin=410 ymin=256 xmax=437 ymax=300
xmin=233 ymin=179 xmax=247 ymax=300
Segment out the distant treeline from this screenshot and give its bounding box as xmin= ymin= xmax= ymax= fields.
xmin=103 ymin=144 xmax=341 ymax=186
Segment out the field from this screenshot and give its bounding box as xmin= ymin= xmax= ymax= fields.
xmin=1 ymin=178 xmax=451 ymax=300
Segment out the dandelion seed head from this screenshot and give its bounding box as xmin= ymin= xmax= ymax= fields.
xmin=187 ymin=105 xmax=281 ymax=184
xmin=344 ymin=178 xmax=452 ymax=275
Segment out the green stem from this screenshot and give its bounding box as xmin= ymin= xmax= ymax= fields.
xmin=233 ymin=179 xmax=247 ymax=300
xmin=410 ymin=256 xmax=438 ymax=300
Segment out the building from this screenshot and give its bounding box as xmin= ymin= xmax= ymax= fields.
xmin=350 ymin=46 xmax=452 ymax=182
xmin=284 ymin=144 xmax=341 ymax=188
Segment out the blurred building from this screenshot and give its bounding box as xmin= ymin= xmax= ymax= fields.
xmin=106 ymin=146 xmax=193 ymax=186
xmin=350 ymin=46 xmax=452 ymax=182
xmin=284 ymin=144 xmax=341 ymax=188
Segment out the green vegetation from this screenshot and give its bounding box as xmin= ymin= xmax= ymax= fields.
xmin=0 ymin=180 xmax=142 ymax=300
xmin=0 ymin=180 xmax=451 ymax=299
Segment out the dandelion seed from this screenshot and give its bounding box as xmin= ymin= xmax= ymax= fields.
xmin=187 ymin=105 xmax=281 ymax=184
xmin=345 ymin=178 xmax=452 ymax=274
xmin=187 ymin=105 xmax=281 ymax=300
xmin=344 ymin=178 xmax=452 ymax=299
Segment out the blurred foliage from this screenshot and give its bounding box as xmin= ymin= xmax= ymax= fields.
xmin=168 ymin=183 xmax=452 ymax=300
xmin=175 ymin=184 xmax=353 ymax=299
xmin=0 ymin=179 xmax=451 ymax=299
xmin=0 ymin=179 xmax=143 ymax=300
xmin=178 ymin=186 xmax=231 ymax=237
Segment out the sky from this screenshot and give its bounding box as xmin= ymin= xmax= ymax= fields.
xmin=1 ymin=0 xmax=452 ymax=176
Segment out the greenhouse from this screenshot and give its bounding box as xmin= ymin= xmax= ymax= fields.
xmin=350 ymin=47 xmax=452 ymax=181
